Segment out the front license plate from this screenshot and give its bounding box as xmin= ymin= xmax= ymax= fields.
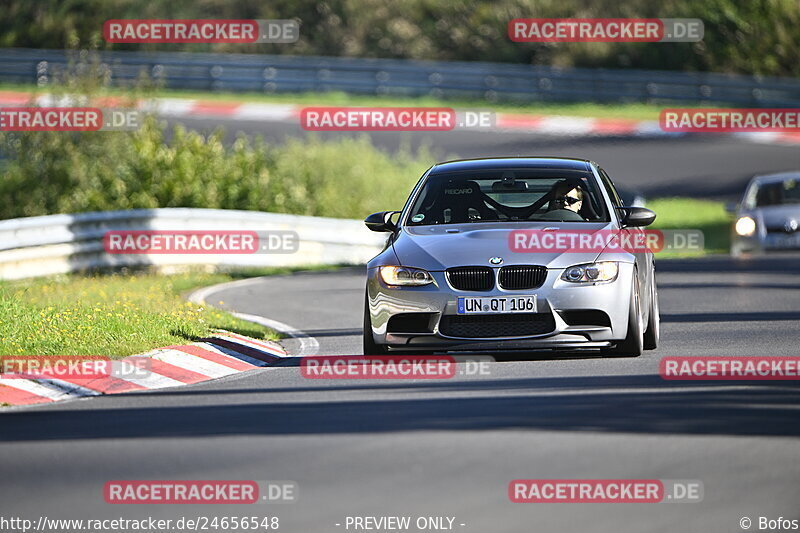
xmin=768 ymin=234 xmax=800 ymax=249
xmin=457 ymin=296 xmax=537 ymax=314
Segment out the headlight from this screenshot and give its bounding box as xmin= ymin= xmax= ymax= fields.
xmin=379 ymin=266 xmax=434 ymax=286
xmin=735 ymin=216 xmax=756 ymax=237
xmin=561 ymin=262 xmax=619 ymax=283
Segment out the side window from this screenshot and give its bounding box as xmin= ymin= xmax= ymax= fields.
xmin=598 ymin=168 xmax=623 ymax=207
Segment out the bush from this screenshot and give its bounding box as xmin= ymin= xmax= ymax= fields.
xmin=0 ymin=119 xmax=436 ymax=220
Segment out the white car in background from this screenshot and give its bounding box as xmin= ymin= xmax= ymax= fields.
xmin=729 ymin=172 xmax=800 ymax=256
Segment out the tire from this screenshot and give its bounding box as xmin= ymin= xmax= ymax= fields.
xmin=363 ymin=293 xmax=388 ymax=355
xmin=643 ymin=275 xmax=660 ymax=350
xmin=602 ymin=273 xmax=643 ymax=357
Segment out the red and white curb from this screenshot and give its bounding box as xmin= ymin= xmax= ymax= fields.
xmin=1 ymin=90 xmax=799 ymax=145
xmin=0 ymin=332 xmax=287 ymax=407
xmin=495 ymin=113 xmax=664 ymax=137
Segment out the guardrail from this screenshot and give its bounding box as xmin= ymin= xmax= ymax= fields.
xmin=1 ymin=47 xmax=799 ymax=106
xmin=0 ymin=208 xmax=385 ymax=280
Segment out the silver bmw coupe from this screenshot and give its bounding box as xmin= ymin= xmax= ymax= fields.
xmin=364 ymin=157 xmax=659 ymax=357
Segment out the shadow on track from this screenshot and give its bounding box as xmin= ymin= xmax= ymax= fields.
xmin=662 ymin=311 xmax=800 ymax=323
xmin=3 ymin=374 xmax=799 ymax=441
xmin=657 ymin=254 xmax=800 ymax=274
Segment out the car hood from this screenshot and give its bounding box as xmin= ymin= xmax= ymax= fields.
xmin=393 ymin=222 xmax=613 ymax=271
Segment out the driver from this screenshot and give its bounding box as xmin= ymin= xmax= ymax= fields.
xmin=549 ymin=180 xmax=584 ymax=214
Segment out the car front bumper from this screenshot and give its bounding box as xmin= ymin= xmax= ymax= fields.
xmin=732 ymin=232 xmax=800 ymax=255
xmin=366 ymin=263 xmax=635 ymax=352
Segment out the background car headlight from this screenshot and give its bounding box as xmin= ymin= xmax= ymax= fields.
xmin=735 ymin=216 xmax=757 ymax=237
xmin=379 ymin=266 xmax=433 ymax=286
xmin=561 ymin=262 xmax=619 ymax=283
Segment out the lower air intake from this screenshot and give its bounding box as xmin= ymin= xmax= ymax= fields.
xmin=438 ymin=313 xmax=555 ymax=338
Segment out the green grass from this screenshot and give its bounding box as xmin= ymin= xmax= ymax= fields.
xmin=0 ymin=81 xmax=682 ymax=121
xmin=0 ymin=268 xmax=314 ymax=358
xmin=648 ymin=198 xmax=731 ymax=256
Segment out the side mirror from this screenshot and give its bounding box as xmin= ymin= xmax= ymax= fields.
xmin=725 ymin=202 xmax=739 ymax=215
xmin=364 ymin=211 xmax=400 ymax=232
xmin=619 ymin=207 xmax=656 ymax=227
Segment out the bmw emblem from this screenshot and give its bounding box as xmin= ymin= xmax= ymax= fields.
xmin=785 ymin=219 xmax=798 ymax=233
xmin=489 ymin=257 xmax=503 ymax=265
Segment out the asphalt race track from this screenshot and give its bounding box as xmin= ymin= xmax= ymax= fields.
xmin=2 ymin=253 xmax=799 ymax=532
xmin=1 ymin=121 xmax=799 ymax=532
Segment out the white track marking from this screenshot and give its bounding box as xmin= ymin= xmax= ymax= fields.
xmin=535 ymin=116 xmax=596 ymax=135
xmin=142 ymin=98 xmax=198 ymax=117
xmin=188 ymin=279 xmax=320 ymax=356
xmin=188 ymin=276 xmax=267 ymax=305
xmin=228 ymin=311 xmax=319 ymax=356
xmin=233 ymin=103 xmax=297 ymax=121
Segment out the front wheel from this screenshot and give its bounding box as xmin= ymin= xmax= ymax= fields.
xmin=363 ymin=294 xmax=388 ymax=355
xmin=602 ymin=274 xmax=643 ymax=357
xmin=643 ymin=275 xmax=660 ymax=350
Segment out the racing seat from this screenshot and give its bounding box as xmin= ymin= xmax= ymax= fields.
xmin=578 ymin=188 xmax=600 ymax=219
xmin=438 ymin=181 xmax=496 ymax=224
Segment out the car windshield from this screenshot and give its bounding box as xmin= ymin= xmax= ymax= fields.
xmin=405 ymin=169 xmax=609 ymax=225
xmin=751 ymin=178 xmax=800 ymax=207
